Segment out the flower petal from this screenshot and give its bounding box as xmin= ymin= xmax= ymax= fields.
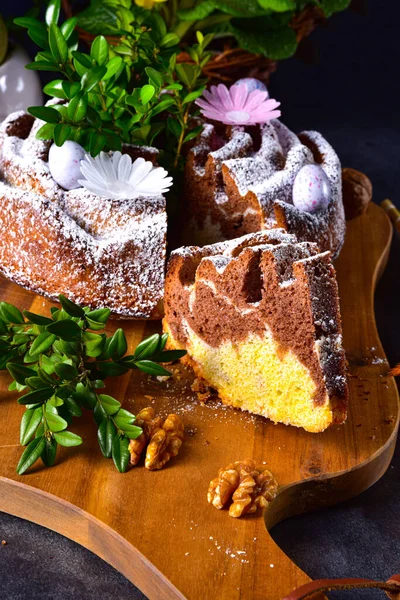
xmin=216 ymin=84 xmax=233 ymax=110
xmin=243 ymin=90 xmax=269 ymax=112
xmin=117 ymin=153 xmax=132 ymax=182
xmin=129 ymin=158 xmax=154 ymax=187
xmin=230 ymin=83 xmax=248 ymax=110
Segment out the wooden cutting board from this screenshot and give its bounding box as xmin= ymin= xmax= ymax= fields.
xmin=0 ymin=202 xmax=398 ymax=600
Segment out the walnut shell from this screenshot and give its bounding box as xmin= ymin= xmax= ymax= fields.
xmin=342 ymin=168 xmax=373 ymax=220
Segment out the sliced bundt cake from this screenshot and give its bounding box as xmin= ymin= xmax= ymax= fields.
xmin=163 ymin=230 xmax=348 ymax=433
xmin=183 ymin=121 xmax=345 ymax=259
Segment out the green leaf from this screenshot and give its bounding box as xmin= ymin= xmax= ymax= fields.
xmin=257 ymin=0 xmax=295 ymax=9
xmin=89 ymin=132 xmax=107 ymax=157
xmin=46 ymin=0 xmax=61 ymax=26
xmin=67 ymin=94 xmax=88 ymax=122
xmin=91 ymin=36 xmax=109 ymax=66
xmin=175 ymin=63 xmax=195 ymax=88
xmin=140 ymin=84 xmax=155 ymax=105
xmin=54 ymin=124 xmax=72 ymax=146
xmin=28 ymin=106 xmax=61 ymax=124
xmin=73 ymin=382 xmax=96 ymax=410
xmin=26 ymin=61 xmax=60 ymax=72
xmin=62 ymin=81 xmax=81 ymax=98
xmin=145 ymin=67 xmax=163 ymax=89
xmin=118 ymin=424 xmax=142 ymax=440
xmin=14 ymin=17 xmax=42 ymax=29
xmin=103 ymin=56 xmax=123 ymax=80
xmin=113 ymin=409 xmax=136 ymax=428
xmin=35 ymin=123 xmax=56 ymax=140
xmin=41 ymin=437 xmax=58 ymax=467
xmin=98 ymin=394 xmax=121 ymax=416
xmin=54 ymin=362 xmax=78 ymax=381
xmin=85 ymin=307 xmax=110 ymax=324
xmin=23 ymin=311 xmax=52 ymax=326
xmin=58 ymin=294 xmax=85 ymax=318
xmin=157 ymin=349 xmax=187 ymax=362
xmin=28 ymin=26 xmax=50 ymax=50
xmin=7 ymin=363 xmax=36 ymax=386
xmin=231 ymin=15 xmax=297 ymax=59
xmin=0 ymin=302 xmax=24 ymax=324
xmin=112 ymin=435 xmax=130 ymax=473
xmin=54 ymin=431 xmax=83 ymax=447
xmin=97 ymin=419 xmax=116 ymax=458
xmin=133 ymin=334 xmax=161 ymax=360
xmin=29 ymin=332 xmax=57 ymax=356
xmin=81 ymin=66 xmax=107 ymax=92
xmin=183 ymin=126 xmax=204 ymax=144
xmin=18 ymin=387 xmax=54 ymax=405
xmin=97 ymin=362 xmax=129 ymax=377
xmin=17 ymin=436 xmax=46 ymax=475
xmin=64 ymin=397 xmax=82 ymax=417
xmin=46 ymin=319 xmax=82 ymax=341
xmin=167 ymin=117 xmax=183 ymax=139
xmin=109 ymin=329 xmax=128 ymax=361
xmin=49 ymin=23 xmax=68 ymax=64
xmin=134 ymin=360 xmax=171 ymax=377
xmin=77 ymin=3 xmax=120 ymax=35
xmin=177 ymin=0 xmax=215 ymax=21
xmin=61 ymin=17 xmax=78 ymax=41
xmin=183 ymin=89 xmax=205 ymax=105
xmin=43 ymin=79 xmax=67 ymax=99
xmin=45 ymin=411 xmax=68 ymax=433
xmin=160 ymin=33 xmax=180 ymax=48
xmin=20 ymin=407 xmax=43 ymax=445
xmin=148 ymin=97 xmax=175 ymax=118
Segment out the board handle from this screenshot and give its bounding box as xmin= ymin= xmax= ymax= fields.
xmin=283 ymin=574 xmax=400 ymax=599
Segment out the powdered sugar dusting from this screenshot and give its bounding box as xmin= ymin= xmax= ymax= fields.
xmin=0 ymin=110 xmax=167 ymax=318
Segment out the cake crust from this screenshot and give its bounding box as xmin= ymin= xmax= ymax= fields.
xmin=0 ymin=111 xmax=167 ymax=318
xmin=183 ymin=121 xmax=346 ymax=259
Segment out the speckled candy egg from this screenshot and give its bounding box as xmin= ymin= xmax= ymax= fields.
xmin=234 ymin=78 xmax=268 ymax=95
xmin=48 ymin=141 xmax=86 ymax=190
xmin=292 ymin=164 xmax=331 ymax=213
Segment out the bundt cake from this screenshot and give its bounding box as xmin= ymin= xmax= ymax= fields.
xmin=0 ymin=110 xmax=167 ymax=319
xmin=183 ymin=121 xmax=346 ymax=258
xmin=163 ymin=229 xmax=348 ymax=432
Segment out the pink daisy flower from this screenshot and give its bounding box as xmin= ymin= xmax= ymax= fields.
xmin=195 ymin=83 xmax=281 ymax=126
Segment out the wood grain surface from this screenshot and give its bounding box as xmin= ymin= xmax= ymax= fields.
xmin=0 ymin=202 xmax=398 ymax=600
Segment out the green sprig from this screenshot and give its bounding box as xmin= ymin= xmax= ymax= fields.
xmin=0 ymin=295 xmax=186 ymax=475
xmin=15 ymin=0 xmax=213 ymax=170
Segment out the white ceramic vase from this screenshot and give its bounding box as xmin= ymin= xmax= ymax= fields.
xmin=0 ymin=44 xmax=43 ymax=120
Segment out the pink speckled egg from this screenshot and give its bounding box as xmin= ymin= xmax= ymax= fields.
xmin=48 ymin=141 xmax=86 ymax=190
xmin=234 ymin=78 xmax=268 ymax=95
xmin=292 ymin=164 xmax=331 ymax=213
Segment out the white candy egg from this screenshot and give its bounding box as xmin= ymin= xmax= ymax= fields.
xmin=292 ymin=164 xmax=331 ymax=213
xmin=234 ymin=78 xmax=268 ymax=95
xmin=48 ymin=141 xmax=86 ymax=190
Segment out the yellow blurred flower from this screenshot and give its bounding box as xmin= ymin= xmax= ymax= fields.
xmin=134 ymin=0 xmax=168 ymax=9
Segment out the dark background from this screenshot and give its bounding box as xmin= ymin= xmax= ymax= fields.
xmin=0 ymin=1 xmax=399 ymax=598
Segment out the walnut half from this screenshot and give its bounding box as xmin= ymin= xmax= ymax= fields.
xmin=207 ymin=459 xmax=278 ymax=518
xmin=128 ymin=407 xmax=184 ymax=471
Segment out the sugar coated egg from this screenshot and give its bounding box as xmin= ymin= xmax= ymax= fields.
xmin=234 ymin=78 xmax=268 ymax=95
xmin=292 ymin=164 xmax=331 ymax=213
xmin=48 ymin=140 xmax=86 ymax=190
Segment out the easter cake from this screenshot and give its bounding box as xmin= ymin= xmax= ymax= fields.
xmin=0 ymin=111 xmax=169 ymax=318
xmin=163 ymin=229 xmax=348 ymax=432
xmin=183 ymin=119 xmax=345 ymax=259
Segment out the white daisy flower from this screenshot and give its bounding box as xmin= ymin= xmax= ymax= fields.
xmin=78 ymin=151 xmax=173 ymax=199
